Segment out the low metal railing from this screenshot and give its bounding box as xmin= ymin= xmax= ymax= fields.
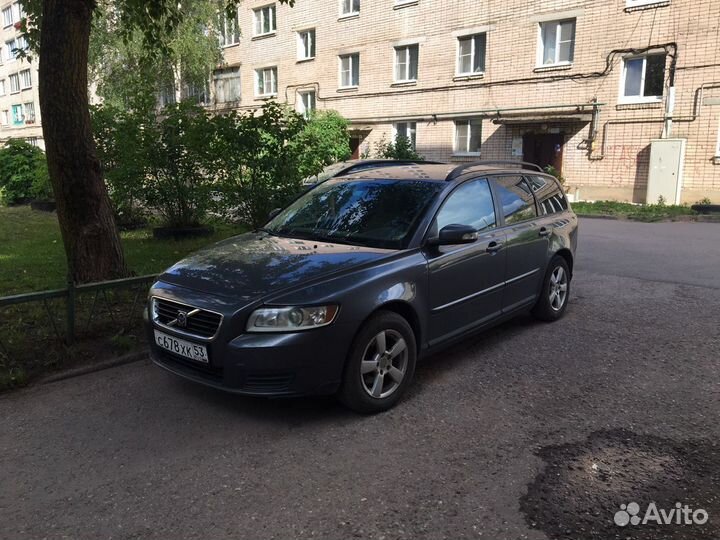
xmin=0 ymin=274 xmax=157 ymax=360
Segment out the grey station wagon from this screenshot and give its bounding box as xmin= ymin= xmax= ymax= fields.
xmin=147 ymin=160 xmax=578 ymax=413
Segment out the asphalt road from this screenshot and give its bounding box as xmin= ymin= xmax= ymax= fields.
xmin=1 ymin=218 xmax=719 ymax=540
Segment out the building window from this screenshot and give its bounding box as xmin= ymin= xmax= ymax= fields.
xmin=539 ymin=19 xmax=575 ymax=65
xmin=217 ymin=10 xmax=239 ymax=46
xmin=9 ymin=73 xmax=19 ymax=93
xmin=11 ymin=104 xmax=23 ymax=125
xmin=5 ymin=39 xmax=16 ymax=61
xmin=340 ymin=0 xmax=360 ymax=17
xmin=457 ymin=33 xmax=486 ymax=75
xmin=394 ymin=44 xmax=418 ymax=82
xmin=394 ymin=122 xmax=417 ymax=149
xmin=2 ymin=6 xmax=13 ymax=27
xmin=255 ymin=66 xmax=278 ymax=96
xmin=213 ymin=67 xmax=241 ymax=103
xmin=297 ymin=90 xmax=316 ymax=118
xmin=454 ymin=119 xmax=482 ymax=155
xmin=23 ymin=101 xmax=34 ymax=123
xmin=621 ymin=54 xmax=665 ymax=102
xmin=254 ymin=5 xmax=276 ymax=36
xmin=339 ymin=53 xmax=359 ymax=88
xmin=297 ymin=29 xmax=316 ymax=60
xmin=19 ymin=68 xmax=31 ymax=89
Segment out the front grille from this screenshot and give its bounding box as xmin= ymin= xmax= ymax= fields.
xmin=152 ymin=297 xmax=222 ymax=339
xmin=244 ymin=373 xmax=295 ymax=393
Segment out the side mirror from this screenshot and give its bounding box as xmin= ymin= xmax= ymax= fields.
xmin=267 ymin=208 xmax=282 ymax=221
xmin=428 ymin=224 xmax=479 ymax=246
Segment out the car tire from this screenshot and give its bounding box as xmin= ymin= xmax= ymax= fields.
xmin=337 ymin=311 xmax=417 ymax=414
xmin=532 ymin=255 xmax=571 ymax=322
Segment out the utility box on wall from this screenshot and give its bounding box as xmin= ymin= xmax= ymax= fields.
xmin=646 ymin=139 xmax=687 ymax=205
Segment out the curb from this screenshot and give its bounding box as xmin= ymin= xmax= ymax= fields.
xmin=576 ymin=214 xmax=619 ymax=220
xmin=40 ymin=349 xmax=149 ymax=385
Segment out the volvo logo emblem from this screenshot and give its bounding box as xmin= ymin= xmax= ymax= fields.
xmin=176 ymin=310 xmax=188 ymax=328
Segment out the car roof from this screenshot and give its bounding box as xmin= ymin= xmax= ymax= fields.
xmin=334 ymin=160 xmax=547 ymax=182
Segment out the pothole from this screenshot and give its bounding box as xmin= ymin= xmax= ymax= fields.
xmin=520 ymin=429 xmax=720 ymax=539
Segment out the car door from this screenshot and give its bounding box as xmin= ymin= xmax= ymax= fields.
xmin=424 ymin=178 xmax=507 ymax=346
xmin=491 ymin=175 xmax=549 ymax=312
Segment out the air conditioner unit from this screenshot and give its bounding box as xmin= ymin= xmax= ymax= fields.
xmin=646 ymin=138 xmax=686 ymax=205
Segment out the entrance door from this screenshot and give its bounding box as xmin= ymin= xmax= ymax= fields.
xmin=522 ymin=133 xmax=564 ymax=173
xmin=349 ymin=136 xmax=363 ymax=159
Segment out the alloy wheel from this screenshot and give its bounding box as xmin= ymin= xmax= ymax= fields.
xmin=549 ymin=266 xmax=568 ymax=311
xmin=360 ymin=329 xmax=408 ymax=399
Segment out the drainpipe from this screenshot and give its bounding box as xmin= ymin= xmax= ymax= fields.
xmin=662 ymin=50 xmax=678 ymax=138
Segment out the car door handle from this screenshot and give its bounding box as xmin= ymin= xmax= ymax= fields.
xmin=486 ymin=241 xmax=504 ymax=253
xmin=539 ymin=227 xmax=551 ymax=237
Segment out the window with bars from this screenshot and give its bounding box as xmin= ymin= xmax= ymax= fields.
xmin=23 ymin=101 xmax=34 ymax=123
xmin=254 ymin=5 xmax=277 ymax=36
xmin=539 ymin=19 xmax=575 ymax=65
xmin=457 ymin=33 xmax=486 ymax=75
xmin=394 ymin=44 xmax=418 ymax=82
xmin=339 ymin=53 xmax=359 ymax=87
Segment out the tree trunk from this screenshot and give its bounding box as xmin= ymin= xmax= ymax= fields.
xmin=39 ymin=0 xmax=128 ymax=283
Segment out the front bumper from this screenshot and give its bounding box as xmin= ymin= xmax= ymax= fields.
xmin=147 ymin=318 xmax=357 ymax=397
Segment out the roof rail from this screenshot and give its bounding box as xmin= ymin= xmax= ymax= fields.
xmin=334 ymin=159 xmax=443 ymax=177
xmin=445 ymin=160 xmax=544 ymax=181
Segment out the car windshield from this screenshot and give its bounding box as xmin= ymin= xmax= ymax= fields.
xmin=265 ymin=179 xmax=444 ymax=249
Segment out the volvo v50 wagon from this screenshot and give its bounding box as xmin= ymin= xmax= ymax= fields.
xmin=147 ymin=160 xmax=578 ymax=413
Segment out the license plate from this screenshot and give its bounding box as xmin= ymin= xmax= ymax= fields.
xmin=154 ymin=330 xmax=209 ymax=363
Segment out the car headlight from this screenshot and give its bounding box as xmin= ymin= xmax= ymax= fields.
xmin=246 ymin=305 xmax=339 ymax=332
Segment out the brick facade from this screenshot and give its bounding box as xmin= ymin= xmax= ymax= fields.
xmin=0 ymin=1 xmax=42 ymax=149
xmin=216 ymin=0 xmax=720 ymax=203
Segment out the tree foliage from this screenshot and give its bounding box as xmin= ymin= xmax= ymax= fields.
xmin=373 ymin=135 xmax=424 ymax=161
xmin=92 ymin=101 xmax=351 ymax=229
xmin=0 ymin=140 xmax=51 ymax=205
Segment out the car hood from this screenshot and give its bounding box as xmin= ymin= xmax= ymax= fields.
xmin=158 ymin=232 xmax=396 ymax=301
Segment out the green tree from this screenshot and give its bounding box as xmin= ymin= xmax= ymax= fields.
xmin=20 ymin=0 xmax=294 ymax=283
xmin=0 ymin=140 xmax=51 ymax=205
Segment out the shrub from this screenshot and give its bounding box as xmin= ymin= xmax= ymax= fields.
xmin=0 ymin=140 xmax=51 ymax=205
xmin=373 ymin=135 xmax=423 ymax=161
xmin=92 ymin=102 xmax=154 ymax=227
xmin=144 ymin=102 xmax=217 ymax=227
xmin=213 ymin=102 xmax=351 ymax=228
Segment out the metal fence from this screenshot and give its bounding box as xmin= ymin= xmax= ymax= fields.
xmin=0 ymin=275 xmax=157 ymax=368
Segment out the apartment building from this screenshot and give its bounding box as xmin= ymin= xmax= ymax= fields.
xmin=206 ymin=0 xmax=720 ymax=203
xmin=0 ymin=0 xmax=41 ymax=148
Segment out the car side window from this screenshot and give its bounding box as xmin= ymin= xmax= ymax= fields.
xmin=493 ymin=175 xmax=537 ymax=224
xmin=526 ymin=175 xmax=568 ymax=215
xmin=435 ymin=178 xmax=496 ymax=232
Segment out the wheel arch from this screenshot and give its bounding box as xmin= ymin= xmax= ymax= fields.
xmin=554 ymin=248 xmax=574 ymax=278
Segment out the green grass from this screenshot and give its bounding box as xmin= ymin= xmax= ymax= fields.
xmin=0 ymin=205 xmax=246 ymax=296
xmin=572 ymin=201 xmax=698 ymax=222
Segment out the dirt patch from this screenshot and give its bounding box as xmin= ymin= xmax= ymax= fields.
xmin=521 ymin=429 xmax=720 ymax=539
